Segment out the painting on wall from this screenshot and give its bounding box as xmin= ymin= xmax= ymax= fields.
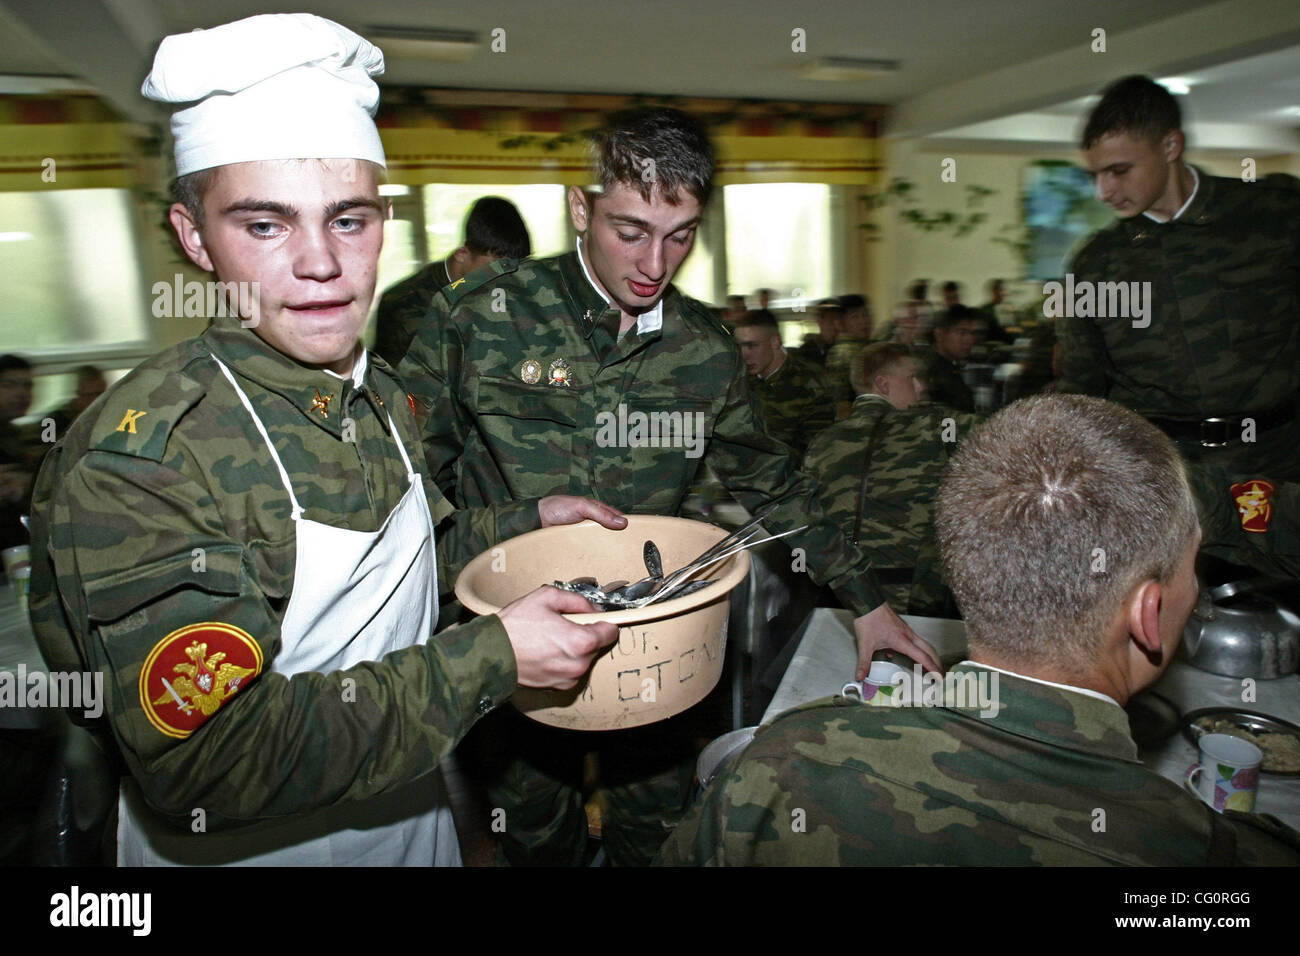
xmin=1022 ymin=160 xmax=1113 ymax=280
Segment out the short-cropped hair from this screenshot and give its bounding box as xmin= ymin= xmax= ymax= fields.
xmin=735 ymin=309 xmax=780 ymax=335
xmin=933 ymin=304 xmax=980 ymax=332
xmin=936 ymin=395 xmax=1199 ymax=675
xmin=839 ymin=293 xmax=868 ymax=313
xmin=589 ymin=106 xmax=714 ymax=206
xmin=1082 ymin=75 xmax=1182 ymax=149
xmin=464 ymin=196 xmax=531 ymax=259
xmin=850 ymin=342 xmax=912 ymax=395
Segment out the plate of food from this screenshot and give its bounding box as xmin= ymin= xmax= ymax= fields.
xmin=1183 ymin=709 xmax=1300 ymax=776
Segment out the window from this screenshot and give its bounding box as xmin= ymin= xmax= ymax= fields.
xmin=0 ymin=189 xmax=150 ymax=354
xmin=722 ymin=183 xmax=835 ymax=308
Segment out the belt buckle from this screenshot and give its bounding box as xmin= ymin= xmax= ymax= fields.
xmin=1199 ymin=417 xmax=1233 ymax=448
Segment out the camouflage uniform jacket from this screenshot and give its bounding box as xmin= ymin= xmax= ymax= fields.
xmin=1188 ymin=463 xmax=1300 ymax=578
xmin=802 ymin=395 xmax=980 ymax=614
xmin=1058 ymin=169 xmax=1300 ymax=421
xmin=398 ymin=250 xmax=889 ymax=612
xmin=28 ymin=321 xmax=539 ymax=828
xmin=823 ymin=335 xmax=870 ymax=407
xmin=747 ymin=351 xmax=835 ymax=460
xmin=657 ymin=664 xmax=1300 ymax=865
xmin=914 ymin=344 xmax=975 ymax=413
xmin=372 ymin=258 xmax=450 ymax=366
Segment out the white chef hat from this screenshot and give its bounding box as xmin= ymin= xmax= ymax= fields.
xmin=142 ymin=14 xmax=386 ymax=175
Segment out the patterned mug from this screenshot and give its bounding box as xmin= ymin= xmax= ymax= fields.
xmin=842 ymin=661 xmax=912 ymax=707
xmin=1183 ymin=733 xmax=1262 ymax=814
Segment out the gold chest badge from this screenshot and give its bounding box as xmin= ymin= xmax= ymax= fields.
xmin=549 ymin=359 xmax=572 ymax=387
xmin=520 ymin=359 xmax=542 ymax=384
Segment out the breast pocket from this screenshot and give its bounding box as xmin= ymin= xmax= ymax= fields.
xmin=1217 ymin=259 xmax=1296 ymax=357
xmin=471 ymin=377 xmax=582 ymax=496
xmin=616 ymin=396 xmax=714 ymax=513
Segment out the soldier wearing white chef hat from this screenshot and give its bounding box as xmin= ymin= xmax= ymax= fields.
xmin=28 ymin=13 xmax=626 ymax=867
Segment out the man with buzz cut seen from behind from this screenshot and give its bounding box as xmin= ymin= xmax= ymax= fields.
xmin=27 ymin=13 xmax=625 ymax=868
xmin=803 ymin=342 xmax=980 ymax=617
xmin=398 ymin=105 xmax=941 ymax=866
xmin=659 ymin=394 xmax=1300 ymax=866
xmin=1060 ymin=74 xmax=1300 ymax=480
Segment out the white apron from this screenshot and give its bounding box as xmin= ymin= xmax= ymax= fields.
xmin=117 ymin=355 xmax=459 ymax=866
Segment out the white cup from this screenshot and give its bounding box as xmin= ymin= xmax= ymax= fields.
xmin=1184 ymin=733 xmax=1262 ymax=813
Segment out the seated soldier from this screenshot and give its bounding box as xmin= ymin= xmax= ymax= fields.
xmin=373 ymin=196 xmax=531 ymax=365
xmin=796 ymin=299 xmax=842 ymax=366
xmin=658 ymin=394 xmax=1300 ymax=866
xmin=823 ymin=293 xmax=873 ymax=418
xmin=913 ymin=305 xmax=979 ymax=413
xmin=802 ymin=343 xmax=979 ymax=616
xmin=733 ymin=310 xmax=834 ymax=459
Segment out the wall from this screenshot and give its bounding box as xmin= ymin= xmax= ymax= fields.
xmin=860 ymin=139 xmax=1287 ymax=322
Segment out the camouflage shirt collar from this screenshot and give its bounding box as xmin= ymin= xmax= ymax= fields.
xmin=569 ymin=240 xmax=665 ymax=336
xmin=1125 ymin=165 xmax=1216 ymax=233
xmin=1143 ymin=163 xmax=1200 ymax=223
xmin=203 ymin=323 xmax=370 ymax=437
xmin=948 ymin=662 xmax=1139 ymax=763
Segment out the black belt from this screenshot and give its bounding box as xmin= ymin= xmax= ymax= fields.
xmin=1148 ymin=399 xmax=1295 ymax=448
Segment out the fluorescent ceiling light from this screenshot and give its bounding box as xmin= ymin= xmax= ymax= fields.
xmin=801 ymin=56 xmax=901 ymax=82
xmin=1158 ymin=76 xmax=1195 ymax=95
xmin=366 ymin=26 xmax=478 ymax=62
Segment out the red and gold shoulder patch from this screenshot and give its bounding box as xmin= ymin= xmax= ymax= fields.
xmin=139 ymin=623 xmax=263 ymax=739
xmin=407 ymin=392 xmax=418 ymax=418
xmin=1230 ymin=479 xmax=1274 ymax=534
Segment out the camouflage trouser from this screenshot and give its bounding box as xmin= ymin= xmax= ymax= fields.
xmin=457 ymin=703 xmax=699 ymax=867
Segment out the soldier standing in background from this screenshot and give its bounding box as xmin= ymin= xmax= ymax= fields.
xmin=398 ymin=106 xmax=940 ymax=866
xmin=27 ymin=13 xmax=621 ymax=867
xmin=659 ymin=395 xmax=1300 ymax=866
xmin=803 ymin=343 xmax=979 ymax=616
xmin=1059 ymin=74 xmax=1300 ymax=479
xmin=373 ymin=196 xmax=531 ymax=365
xmin=733 ymin=310 xmax=834 ymax=459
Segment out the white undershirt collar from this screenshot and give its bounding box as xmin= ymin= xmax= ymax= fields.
xmin=958 ymin=659 xmax=1120 ymax=708
xmin=576 ymin=237 xmax=664 ymax=335
xmin=1143 ymin=164 xmax=1199 ymax=223
xmin=323 ymin=347 xmax=367 ymax=387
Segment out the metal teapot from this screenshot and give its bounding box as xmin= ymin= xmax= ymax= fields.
xmin=1180 ymin=580 xmax=1300 ymax=679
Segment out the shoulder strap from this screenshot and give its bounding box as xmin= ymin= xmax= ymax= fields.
xmin=851 ymin=406 xmax=893 ymax=547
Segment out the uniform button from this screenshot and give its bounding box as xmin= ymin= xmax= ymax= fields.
xmin=476 ymin=697 xmax=494 ymax=715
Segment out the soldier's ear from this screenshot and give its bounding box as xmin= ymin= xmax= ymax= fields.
xmin=1162 ymin=130 xmax=1185 ymax=165
xmin=169 ymin=203 xmax=214 ymax=273
xmin=1126 ymin=578 xmax=1165 ymax=657
xmin=568 ymin=186 xmax=592 ymax=233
